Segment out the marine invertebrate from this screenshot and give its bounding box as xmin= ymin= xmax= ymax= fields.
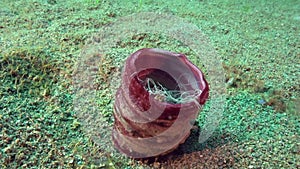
xmin=112 ymin=48 xmax=209 ymax=158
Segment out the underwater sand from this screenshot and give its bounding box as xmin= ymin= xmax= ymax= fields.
xmin=0 ymin=0 xmax=299 ymax=168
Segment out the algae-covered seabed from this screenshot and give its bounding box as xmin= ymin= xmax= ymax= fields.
xmin=0 ymin=0 xmax=299 ymax=168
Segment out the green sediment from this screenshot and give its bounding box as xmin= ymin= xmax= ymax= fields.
xmin=0 ymin=0 xmax=299 ymax=168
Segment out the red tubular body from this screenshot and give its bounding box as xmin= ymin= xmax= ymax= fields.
xmin=112 ymin=48 xmax=209 ymax=158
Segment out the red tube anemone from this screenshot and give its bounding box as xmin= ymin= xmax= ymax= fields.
xmin=112 ymin=48 xmax=209 ymax=158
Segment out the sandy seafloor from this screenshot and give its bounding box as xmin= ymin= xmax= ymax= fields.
xmin=0 ymin=0 xmax=299 ymax=168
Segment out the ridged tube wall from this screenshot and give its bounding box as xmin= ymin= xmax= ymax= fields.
xmin=112 ymin=48 xmax=209 ymax=158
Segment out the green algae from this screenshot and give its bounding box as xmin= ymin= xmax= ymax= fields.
xmin=0 ymin=0 xmax=299 ymax=168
